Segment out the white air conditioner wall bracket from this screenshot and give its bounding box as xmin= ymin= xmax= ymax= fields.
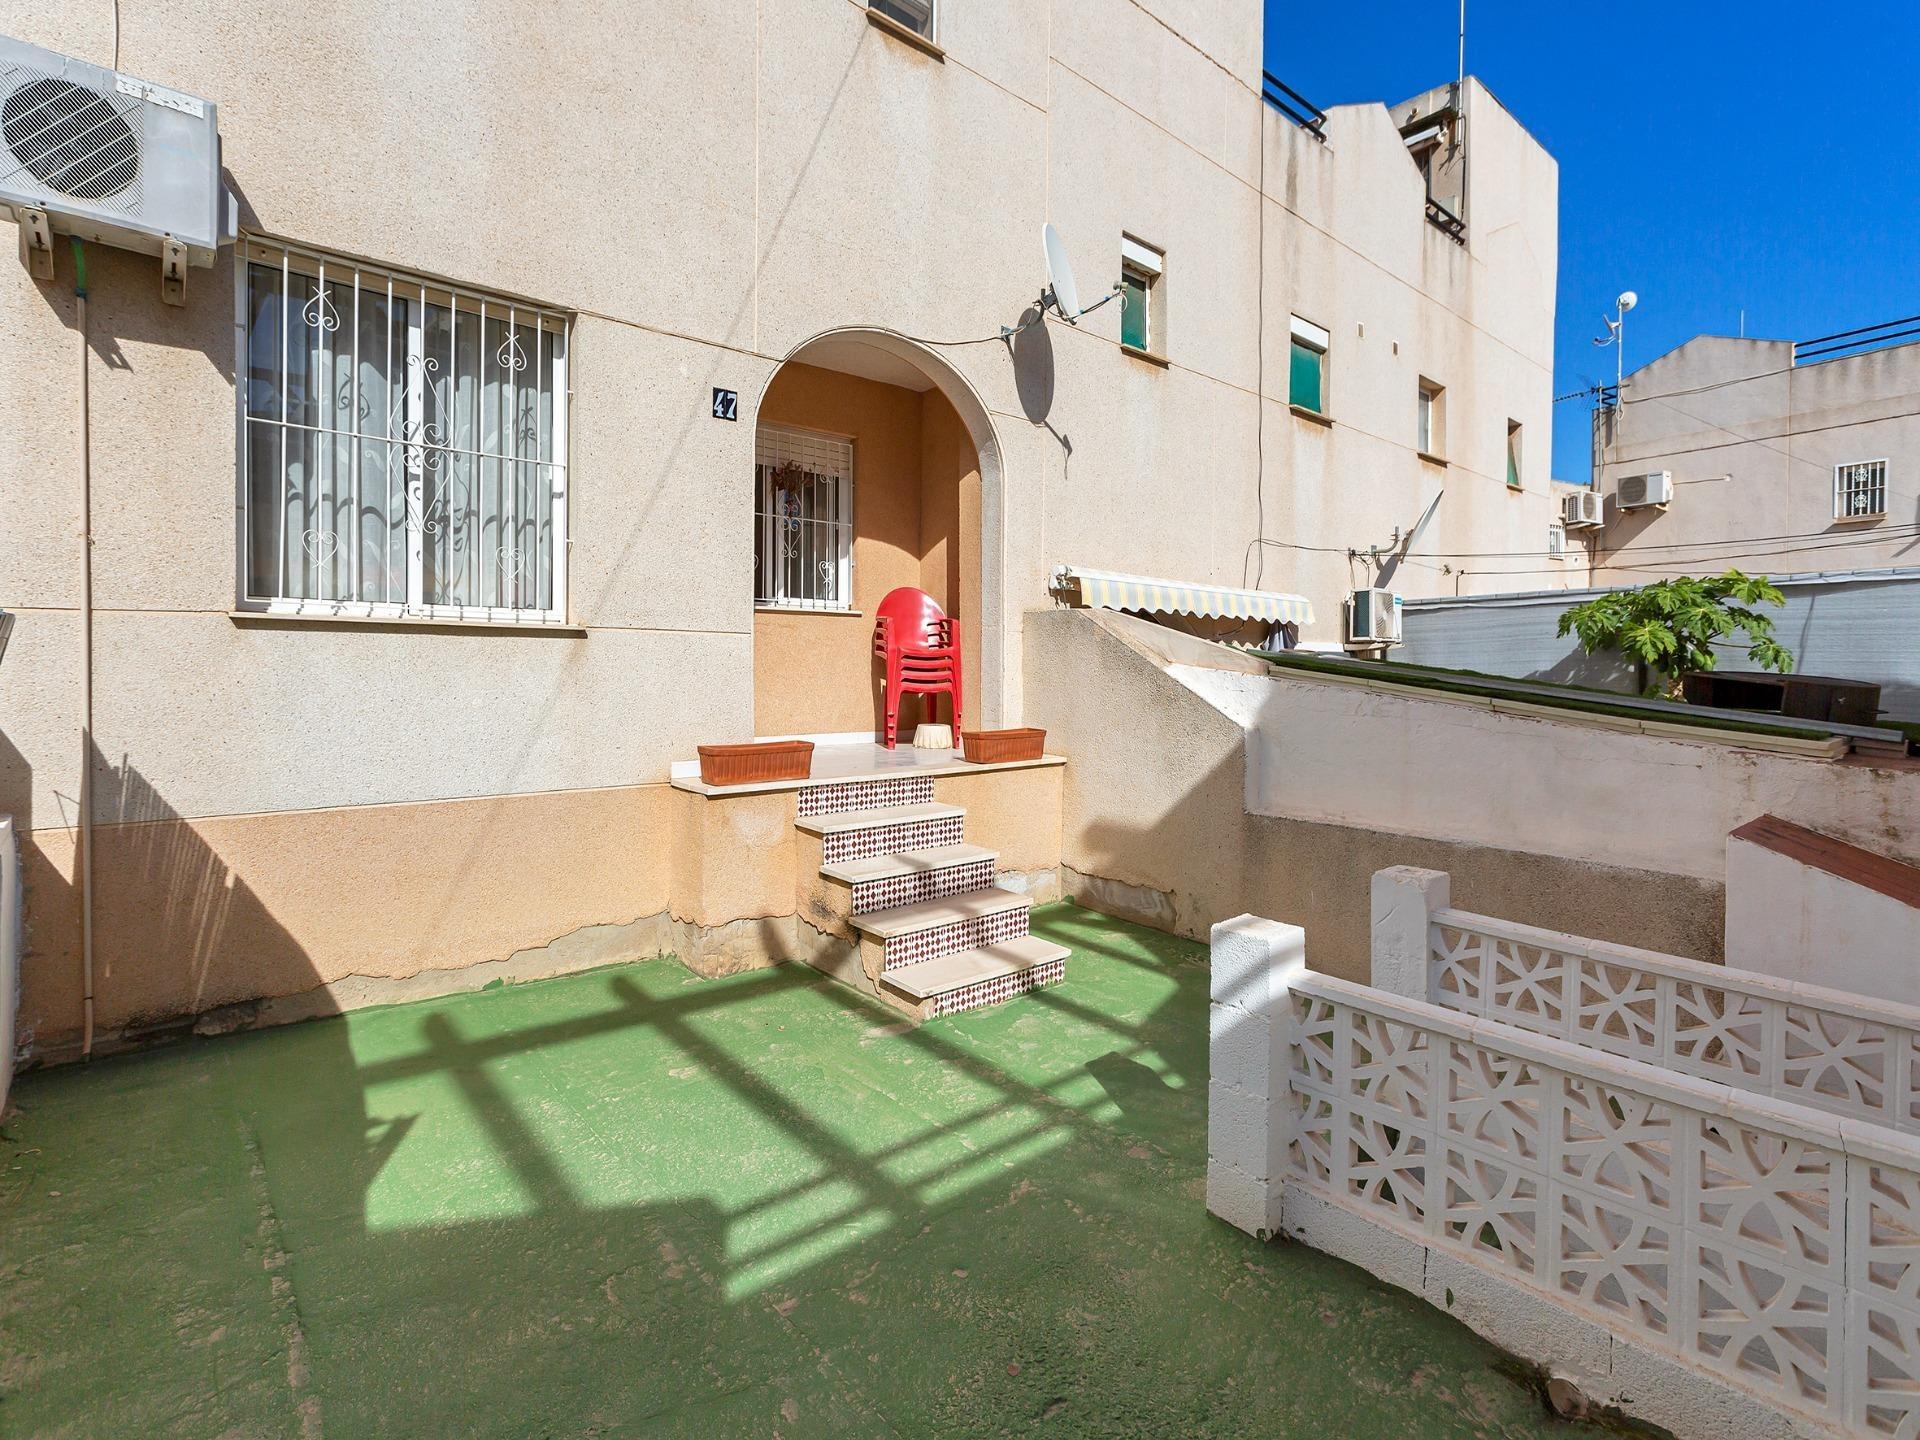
xmin=17 ymin=206 xmax=52 ymax=280
xmin=160 ymin=236 xmax=186 ymax=306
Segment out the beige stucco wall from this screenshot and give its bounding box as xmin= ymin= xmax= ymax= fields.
xmin=1594 ymin=335 xmax=1920 ymax=579
xmin=1724 ymin=834 xmax=1920 ymax=1004
xmin=19 ymin=781 xmax=674 ymax=1058
xmin=1 ymin=0 xmax=1564 ymax=1052
xmin=1024 ymin=608 xmax=1920 ymax=979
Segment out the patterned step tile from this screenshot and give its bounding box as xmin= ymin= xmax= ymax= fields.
xmin=926 ymin=957 xmax=1066 ymax=1018
xmin=853 ymin=858 xmax=996 ymax=916
xmin=821 ymin=812 xmax=966 ymax=866
xmin=883 ymin=906 xmax=1030 ymax=971
xmin=797 ymin=774 xmax=935 ymax=819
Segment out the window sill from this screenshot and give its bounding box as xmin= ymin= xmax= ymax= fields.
xmin=1506 ymin=483 xmax=1524 ymax=495
xmin=1832 ymin=512 xmax=1887 ymax=525
xmin=1120 ymin=342 xmax=1170 ymax=369
xmin=1289 ymin=404 xmax=1333 ymax=428
xmin=1417 ymin=451 xmax=1448 ymax=468
xmin=865 ymin=8 xmax=945 ymax=59
xmin=755 ymin=605 xmax=865 ymax=617
xmin=229 ymin=610 xmax=585 ymax=636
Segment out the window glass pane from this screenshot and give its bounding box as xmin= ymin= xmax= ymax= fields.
xmin=1120 ymin=271 xmax=1149 ymax=350
xmin=245 ymin=264 xmax=285 ymax=419
xmin=1836 ymin=461 xmax=1886 ymax=517
xmin=1416 ymin=389 xmax=1431 ymax=453
xmin=871 ymin=0 xmax=932 ymax=34
xmin=245 ymin=419 xmax=282 ymax=598
xmin=1289 ymin=341 xmax=1322 ymax=411
xmin=755 ymin=428 xmax=853 ymax=610
xmin=242 ymin=246 xmax=563 ymax=613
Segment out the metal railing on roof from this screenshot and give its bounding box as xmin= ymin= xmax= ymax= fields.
xmin=1795 ymin=312 xmax=1920 ymax=363
xmin=1424 ymin=195 xmax=1466 ymax=243
xmin=1262 ymin=71 xmax=1327 ymax=142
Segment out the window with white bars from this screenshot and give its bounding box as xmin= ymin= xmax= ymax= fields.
xmin=754 ymin=426 xmax=853 ymax=611
xmin=237 ymin=238 xmax=569 ymax=621
xmin=1834 ymin=459 xmax=1887 ymax=520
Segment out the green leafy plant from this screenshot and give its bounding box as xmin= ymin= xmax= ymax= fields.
xmin=1557 ymin=570 xmax=1793 ymax=697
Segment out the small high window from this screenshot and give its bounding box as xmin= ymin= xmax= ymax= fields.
xmin=870 ymin=0 xmax=934 ymax=38
xmin=1417 ymin=379 xmax=1444 ymax=457
xmin=1289 ymin=316 xmax=1328 ymax=414
xmin=1506 ymin=420 xmax=1524 ymax=490
xmin=1119 ymin=235 xmax=1164 ymax=356
xmin=1834 ymin=459 xmax=1888 ymax=520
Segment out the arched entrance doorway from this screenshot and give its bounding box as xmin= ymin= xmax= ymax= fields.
xmin=749 ymin=329 xmax=1004 ymax=739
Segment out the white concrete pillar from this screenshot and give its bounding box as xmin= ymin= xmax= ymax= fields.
xmin=1370 ymin=866 xmax=1450 ymax=1000
xmin=1206 ymin=913 xmax=1306 ymax=1239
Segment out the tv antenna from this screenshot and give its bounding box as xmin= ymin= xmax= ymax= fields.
xmin=1591 ymin=289 xmax=1638 ymax=397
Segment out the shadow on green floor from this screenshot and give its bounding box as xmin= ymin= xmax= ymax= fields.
xmin=2 ymin=903 xmax=1575 ymax=1438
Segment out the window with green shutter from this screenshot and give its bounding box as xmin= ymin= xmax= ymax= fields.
xmin=1118 ymin=235 xmax=1164 ymax=356
xmin=1288 ymin=316 xmax=1328 ymax=413
xmin=1289 ymin=343 xmax=1321 ymax=410
xmin=1120 ymin=269 xmax=1150 ymax=350
xmin=1506 ymin=421 xmax=1523 ymax=489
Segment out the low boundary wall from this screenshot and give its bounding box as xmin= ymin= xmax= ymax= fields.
xmin=1209 ymin=900 xmax=1920 ymax=1438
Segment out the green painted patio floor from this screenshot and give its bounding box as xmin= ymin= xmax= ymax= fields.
xmin=2 ymin=904 xmax=1571 ymax=1438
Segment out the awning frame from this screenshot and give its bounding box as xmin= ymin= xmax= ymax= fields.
xmin=1051 ymin=565 xmax=1314 ymax=626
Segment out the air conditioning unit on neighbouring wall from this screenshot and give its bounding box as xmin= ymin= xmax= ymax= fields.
xmin=1346 ymin=587 xmax=1402 ymax=645
xmin=1561 ymin=489 xmax=1604 ymax=528
xmin=1616 ymin=471 xmax=1674 ymax=510
xmin=1 ymin=35 xmax=231 ymax=302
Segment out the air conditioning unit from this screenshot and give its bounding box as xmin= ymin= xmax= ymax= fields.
xmin=1 ymin=36 xmax=228 ymax=302
xmin=1561 ymin=489 xmax=1604 ymax=528
xmin=1346 ymin=587 xmax=1402 ymax=645
xmin=1616 ymin=471 xmax=1674 ymax=510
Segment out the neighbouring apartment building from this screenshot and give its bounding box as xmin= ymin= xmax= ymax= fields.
xmin=0 ymin=1 xmax=1566 ymax=1060
xmin=1398 ymin=326 xmax=1920 ymax=716
xmin=1589 ymin=326 xmax=1920 ymax=578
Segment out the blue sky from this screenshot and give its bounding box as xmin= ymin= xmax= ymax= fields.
xmin=1265 ymin=1 xmax=1920 ymax=481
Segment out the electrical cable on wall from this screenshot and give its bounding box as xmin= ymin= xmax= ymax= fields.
xmin=72 ymin=237 xmax=97 ymax=1060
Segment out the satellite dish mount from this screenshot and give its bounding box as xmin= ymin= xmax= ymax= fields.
xmin=1005 ymin=222 xmax=1121 ymax=339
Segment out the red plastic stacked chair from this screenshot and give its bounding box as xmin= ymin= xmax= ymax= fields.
xmin=872 ymin=587 xmax=963 ymax=749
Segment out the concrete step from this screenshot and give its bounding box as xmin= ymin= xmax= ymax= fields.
xmin=854 ymin=886 xmax=1033 ymax=975
xmin=795 ymin=802 xmax=964 ymax=837
xmin=796 ymin=802 xmax=968 ymax=867
xmin=851 ymin=886 xmax=1030 ymax=941
xmin=880 ymin=936 xmax=1070 ymax=1019
xmin=820 ymin=842 xmax=997 ymax=886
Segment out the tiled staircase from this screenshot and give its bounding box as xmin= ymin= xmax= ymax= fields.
xmin=794 ymin=773 xmax=1068 ymax=1020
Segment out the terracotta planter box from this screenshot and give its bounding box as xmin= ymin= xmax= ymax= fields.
xmin=696 ymin=740 xmax=814 ymax=786
xmin=960 ymin=728 xmax=1046 ymax=764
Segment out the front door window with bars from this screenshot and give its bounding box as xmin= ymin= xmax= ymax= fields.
xmin=239 ymin=239 xmax=569 ymax=621
xmin=1835 ymin=459 xmax=1887 ymax=520
xmin=755 ymin=427 xmax=852 ymax=611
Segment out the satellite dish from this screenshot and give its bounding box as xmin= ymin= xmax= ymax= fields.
xmin=1374 ymin=489 xmax=1443 ymax=590
xmin=1042 ymin=222 xmax=1083 ymax=322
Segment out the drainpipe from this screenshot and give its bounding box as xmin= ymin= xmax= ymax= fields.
xmin=73 ymin=238 xmax=96 ymax=1059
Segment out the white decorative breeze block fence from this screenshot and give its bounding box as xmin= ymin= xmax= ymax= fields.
xmin=1377 ymin=866 xmax=1920 ymax=1139
xmin=1208 ymin=878 xmax=1920 ymax=1440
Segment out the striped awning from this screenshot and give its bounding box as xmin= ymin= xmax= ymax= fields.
xmin=1052 ymin=565 xmax=1314 ymax=625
